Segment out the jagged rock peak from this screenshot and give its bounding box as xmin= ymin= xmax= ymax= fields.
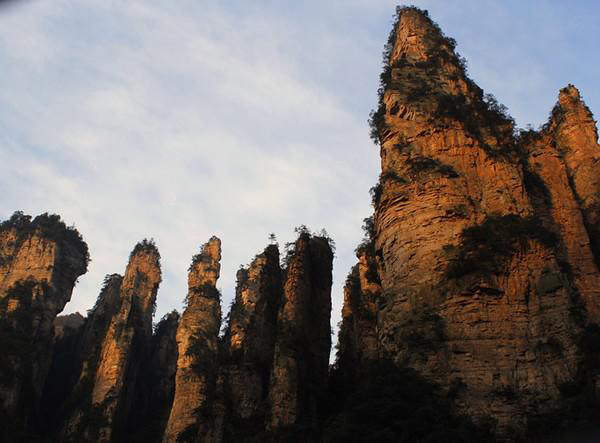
xmin=128 ymin=238 xmax=161 ymax=274
xmin=364 ymin=6 xmax=600 ymax=440
xmin=551 ymin=84 xmax=599 ymax=140
xmin=70 ymin=239 xmax=163 ymax=442
xmin=269 ymin=230 xmax=334 ymax=432
xmin=88 ymin=273 xmax=123 ymax=315
xmin=388 ymin=7 xmax=455 ymax=65
xmin=226 ymin=243 xmax=281 ymax=355
xmin=189 ymin=236 xmax=221 ymax=289
xmin=162 ymin=237 xmax=222 ymax=443
xmin=336 ymin=246 xmax=380 ymax=378
xmin=0 ymin=211 xmax=89 ymax=278
xmin=156 ymin=310 xmax=180 ymax=329
xmin=0 ymin=212 xmax=88 ymax=439
xmin=53 ymin=312 xmax=85 ymax=339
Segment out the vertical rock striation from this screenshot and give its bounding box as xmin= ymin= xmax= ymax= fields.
xmin=39 ymin=312 xmax=86 ymax=436
xmin=61 ymin=241 xmax=161 ymax=442
xmin=355 ymin=6 xmax=600 ymax=437
xmin=531 ymin=85 xmax=600 ymax=320
xmin=91 ymin=241 xmax=161 ymax=442
xmin=336 ymin=244 xmax=381 ymax=381
xmin=215 ymin=244 xmax=283 ymax=440
xmin=163 ymin=237 xmax=222 ymax=443
xmin=268 ymin=232 xmax=333 ymax=435
xmin=0 ymin=212 xmax=88 ymax=439
xmin=59 ymin=273 xmax=123 ymax=440
xmin=128 ymin=310 xmax=180 ymax=442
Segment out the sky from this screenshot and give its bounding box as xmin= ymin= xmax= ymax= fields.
xmin=1 ymin=0 xmax=599 ymax=340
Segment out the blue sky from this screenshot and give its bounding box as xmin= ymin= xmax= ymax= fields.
xmin=1 ymin=1 xmax=599 ymax=334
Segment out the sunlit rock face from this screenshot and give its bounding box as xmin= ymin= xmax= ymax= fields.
xmin=348 ymin=6 xmax=600 ymax=437
xmin=163 ymin=237 xmax=222 ymax=443
xmin=58 ymin=273 xmax=122 ymax=441
xmin=0 ymin=213 xmax=88 ymax=439
xmin=268 ymin=233 xmax=334 ymax=432
xmin=209 ymin=244 xmax=283 ymax=440
xmin=58 ymin=241 xmax=161 ymax=443
xmin=336 ymin=247 xmax=381 ymax=382
xmin=2 ymin=7 xmax=600 ymax=443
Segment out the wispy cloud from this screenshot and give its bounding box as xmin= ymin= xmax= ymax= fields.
xmin=0 ymin=0 xmax=598 ymax=340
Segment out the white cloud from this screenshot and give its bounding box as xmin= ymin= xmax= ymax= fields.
xmin=0 ymin=0 xmax=598 ymax=355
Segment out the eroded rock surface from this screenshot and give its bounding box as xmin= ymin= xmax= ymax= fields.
xmin=336 ymin=245 xmax=381 ymax=381
xmin=0 ymin=212 xmax=88 ymax=439
xmin=60 ymin=241 xmax=161 ymax=442
xmin=163 ymin=237 xmax=222 ymax=443
xmin=353 ymin=6 xmax=600 ymax=437
xmin=268 ymin=232 xmax=334 ymax=433
xmin=213 ymin=244 xmax=283 ymax=440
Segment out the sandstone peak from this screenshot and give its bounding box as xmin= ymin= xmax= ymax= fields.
xmin=163 ymin=236 xmax=223 ymax=443
xmin=559 ymin=83 xmax=582 ymax=103
xmin=4 ymin=6 xmax=600 ymax=443
xmin=361 ymin=5 xmax=600 ymax=439
xmin=129 ymin=238 xmax=161 ymax=267
xmin=189 ymin=236 xmax=221 ymax=289
xmin=388 ymin=7 xmax=451 ymax=65
xmin=123 ymin=239 xmax=162 ymax=316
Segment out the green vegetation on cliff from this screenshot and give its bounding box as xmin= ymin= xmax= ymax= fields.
xmin=0 ymin=211 xmax=89 ymax=271
xmin=445 ymin=214 xmax=558 ymax=279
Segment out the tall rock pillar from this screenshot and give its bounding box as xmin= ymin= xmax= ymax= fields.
xmin=163 ymin=237 xmax=222 ymax=443
xmin=0 ymin=212 xmax=88 ymax=439
xmin=268 ymin=232 xmax=333 ymax=434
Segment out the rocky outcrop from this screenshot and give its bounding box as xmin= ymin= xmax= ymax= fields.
xmin=358 ymin=6 xmax=600 ymax=437
xmin=61 ymin=241 xmax=161 ymax=442
xmin=127 ymin=310 xmax=180 ymax=442
xmin=4 ymin=7 xmax=600 ymax=442
xmin=213 ymin=244 xmax=283 ymax=440
xmin=0 ymin=212 xmax=88 ymax=439
xmin=163 ymin=237 xmax=222 ymax=443
xmin=336 ymin=243 xmax=380 ymax=381
xmin=0 ymin=221 xmax=336 ymax=443
xmin=39 ymin=312 xmax=86 ymax=434
xmin=268 ymin=231 xmax=334 ymax=434
xmin=54 ymin=312 xmax=85 ymax=339
xmin=531 ymin=85 xmax=600 ymax=320
xmin=57 ymin=273 xmax=123 ymax=440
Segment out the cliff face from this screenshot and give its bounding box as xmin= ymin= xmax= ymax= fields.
xmin=0 ymin=218 xmax=336 ymax=442
xmin=58 ymin=273 xmax=123 ymax=441
xmin=268 ymin=232 xmax=334 ymax=434
xmin=127 ymin=310 xmax=180 ymax=442
xmin=61 ymin=242 xmax=161 ymax=442
xmin=91 ymin=242 xmax=161 ymax=442
xmin=163 ymin=237 xmax=222 ymax=443
xmin=357 ymin=6 xmax=600 ymax=436
xmin=3 ymin=8 xmax=599 ymax=442
xmin=214 ymin=244 xmax=283 ymax=440
xmin=532 ymin=86 xmax=600 ymax=321
xmin=0 ymin=213 xmax=88 ymax=437
xmin=336 ymin=245 xmax=380 ymax=380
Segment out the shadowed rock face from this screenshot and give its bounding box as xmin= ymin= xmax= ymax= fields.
xmin=336 ymin=248 xmax=381 ymax=381
xmin=46 ymin=274 xmax=122 ymax=441
xmin=127 ymin=310 xmax=180 ymax=443
xmin=163 ymin=237 xmax=222 ymax=443
xmin=146 ymin=311 xmax=180 ymax=435
xmin=352 ymin=6 xmax=600 ymax=437
xmin=4 ymin=8 xmax=600 ymax=443
xmin=59 ymin=242 xmax=161 ymax=443
xmin=91 ymin=243 xmax=161 ymax=442
xmin=530 ymin=85 xmax=600 ymax=321
xmin=268 ymin=233 xmax=333 ymax=433
xmin=210 ymin=244 xmax=283 ymax=441
xmin=0 ymin=213 xmax=88 ymax=438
